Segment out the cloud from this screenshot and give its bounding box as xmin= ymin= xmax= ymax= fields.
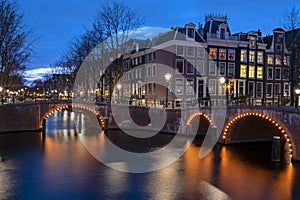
xmin=24 ymin=67 xmax=52 ymax=82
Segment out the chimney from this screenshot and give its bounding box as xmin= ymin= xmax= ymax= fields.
xmin=258 ymin=29 xmax=262 ymax=36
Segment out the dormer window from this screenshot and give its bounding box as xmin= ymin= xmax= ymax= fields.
xmin=249 ymin=36 xmax=256 ymax=49
xmin=220 ymin=28 xmax=225 ymax=39
xmin=187 ymin=28 xmax=195 ymax=39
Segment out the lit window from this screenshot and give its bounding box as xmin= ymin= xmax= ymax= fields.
xmin=187 ymin=60 xmax=194 ymax=74
xmin=219 ymin=62 xmax=226 ymax=75
xmin=228 ymin=63 xmax=235 ymax=76
xmin=209 ymin=61 xmax=216 ymax=75
xmin=240 ymin=64 xmax=247 ymax=78
xmin=219 ymin=49 xmax=226 ymax=60
xmin=257 ymin=66 xmax=263 ymax=79
xmin=257 ymin=52 xmax=263 ymax=64
xmin=249 ymin=51 xmax=255 ymax=63
xmin=176 ymin=59 xmax=184 ymax=74
xmin=196 ymin=60 xmax=204 ymax=75
xmin=267 ymin=54 xmax=274 ymax=65
xmin=241 ymin=49 xmax=247 ymax=62
xmin=276 ymin=55 xmax=282 ymax=65
xmin=249 ymin=36 xmax=256 ymax=48
xmin=249 ymin=65 xmax=255 ymax=78
xmin=228 ymin=49 xmax=235 ymax=60
xmin=175 ymin=79 xmax=183 ymax=95
xmin=267 ymin=67 xmax=273 ymax=80
xmin=176 ymin=45 xmax=184 ymax=56
xmin=186 ymin=79 xmax=194 ymax=95
xmin=209 ymin=48 xmax=217 ymax=59
xmin=275 ymin=68 xmax=281 ymax=80
xmin=187 ymin=46 xmax=194 ymax=57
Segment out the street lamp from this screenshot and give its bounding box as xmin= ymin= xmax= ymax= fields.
xmin=164 ymin=73 xmax=171 ymax=108
xmin=116 ymin=83 xmax=122 ymax=103
xmin=295 ymin=88 xmax=300 ymax=108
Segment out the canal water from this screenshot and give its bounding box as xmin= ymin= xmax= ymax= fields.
xmin=0 ymin=110 xmax=300 ymax=199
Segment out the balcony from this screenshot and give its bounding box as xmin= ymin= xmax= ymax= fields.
xmin=207 ymin=33 xmax=238 ymax=41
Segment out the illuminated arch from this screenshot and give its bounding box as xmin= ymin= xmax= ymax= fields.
xmin=187 ymin=112 xmax=214 ymax=127
xmin=221 ymin=112 xmax=294 ymax=159
xmin=40 ymin=104 xmax=105 ymax=129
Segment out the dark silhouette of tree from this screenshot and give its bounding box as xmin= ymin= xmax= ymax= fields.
xmin=282 ymin=5 xmax=300 ymax=31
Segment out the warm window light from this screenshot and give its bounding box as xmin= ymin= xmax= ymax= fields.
xmin=295 ymin=88 xmax=300 ymax=95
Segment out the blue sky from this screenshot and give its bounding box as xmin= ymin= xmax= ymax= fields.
xmin=20 ymin=0 xmax=300 ymax=80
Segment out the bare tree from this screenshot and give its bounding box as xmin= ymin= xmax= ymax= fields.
xmin=282 ymin=5 xmax=300 ymax=31
xmin=0 ymin=0 xmax=34 ymax=92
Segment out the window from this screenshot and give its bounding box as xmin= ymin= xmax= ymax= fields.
xmin=187 ymin=60 xmax=194 ymax=74
xmin=176 ymin=59 xmax=184 ymax=74
xmin=196 ymin=60 xmax=204 ymax=75
xmin=219 ymin=49 xmax=226 ymax=60
xmin=276 ymin=44 xmax=282 ymax=51
xmin=152 ymin=64 xmax=156 ymax=77
xmin=267 ymin=67 xmax=273 ymax=80
xmin=208 ymin=79 xmax=216 ymax=95
xmin=257 ymin=82 xmax=263 ymax=97
xmin=257 ymin=66 xmax=263 ymax=79
xmin=248 ymin=81 xmax=255 ymax=97
xmin=249 ymin=65 xmax=255 ymax=78
xmin=275 ymin=67 xmax=281 ymax=80
xmin=274 ymin=83 xmax=280 ymax=96
xmin=147 ymin=83 xmax=151 ymax=95
xmin=219 ymin=62 xmax=226 ymax=75
xmin=135 ymin=69 xmax=138 ymax=79
xmin=275 ymin=55 xmax=282 ymax=65
xmin=132 ymin=70 xmax=135 ymax=79
xmin=187 ymin=46 xmax=194 ymax=57
xmin=267 ymin=54 xmax=274 ymax=65
xmin=249 ymin=36 xmax=256 ymax=48
xmin=209 ymin=48 xmax=217 ymax=59
xmin=147 ymin=65 xmax=151 ymax=77
xmin=284 ymin=83 xmax=290 ymax=97
xmin=249 ymin=51 xmax=255 ymax=62
xmin=209 ymin=61 xmax=216 ymax=75
xmin=139 ymin=56 xmax=143 ymax=64
xmin=152 ymin=52 xmax=156 ymax=60
xmin=220 ymin=28 xmax=226 ymax=39
xmin=241 ymin=49 xmax=247 ymax=62
xmin=266 ymin=83 xmax=273 ymax=97
xmin=240 ymin=64 xmax=247 ymax=78
xmin=176 ymin=45 xmax=184 ymax=56
xmin=284 ymin=56 xmax=290 ymax=66
xmin=228 ymin=49 xmax=235 ymax=60
xmin=175 ymin=79 xmax=183 ymax=95
xmin=283 ymin=68 xmax=289 ymax=80
xmin=139 ymin=68 xmax=142 ymax=78
xmin=152 ymin=83 xmax=156 ymax=95
xmin=148 ymin=53 xmax=152 ymax=61
xmin=197 ymin=47 xmax=205 ymax=58
xmin=187 ymin=28 xmax=194 ymax=38
xmin=186 ymin=79 xmax=194 ymax=95
xmin=238 ymin=81 xmax=245 ymax=95
xmin=228 ymin=63 xmax=235 ymax=76
xmin=257 ymin=52 xmax=263 ymax=64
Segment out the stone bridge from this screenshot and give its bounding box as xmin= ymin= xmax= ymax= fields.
xmin=0 ymin=100 xmax=300 ymax=161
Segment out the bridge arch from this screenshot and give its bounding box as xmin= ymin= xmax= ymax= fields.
xmin=186 ymin=112 xmax=214 ymax=135
xmin=221 ymin=112 xmax=294 ymax=160
xmin=40 ymin=104 xmax=105 ymax=129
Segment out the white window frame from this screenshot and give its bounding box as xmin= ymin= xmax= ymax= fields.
xmin=228 ymin=49 xmax=235 ymax=60
xmin=209 ymin=61 xmax=216 ymax=76
xmin=196 ymin=60 xmax=204 ymax=75
xmin=219 ymin=49 xmax=226 ymax=60
xmin=147 ymin=65 xmax=151 ymax=77
xmin=186 ymin=79 xmax=194 ymax=95
xmin=175 ymin=78 xmax=184 ymax=95
xmin=228 ymin=63 xmax=235 ymax=77
xmin=267 ymin=67 xmax=273 ymax=80
xmin=187 ymin=60 xmax=194 ymax=74
xmin=152 ymin=64 xmax=156 ymax=77
xmin=275 ymin=67 xmax=281 ymax=80
xmin=197 ymin=47 xmax=205 ymax=58
xmin=266 ymin=83 xmax=273 ymax=98
xmin=176 ymin=59 xmax=184 ymax=74
xmin=219 ymin=62 xmax=226 ymax=76
xmin=208 ymin=79 xmax=216 ymax=95
xmin=187 ymin=46 xmax=194 ymax=57
xmin=176 ymin=45 xmax=184 ymax=56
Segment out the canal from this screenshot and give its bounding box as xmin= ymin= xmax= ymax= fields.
xmin=0 ymin=110 xmax=300 ymax=199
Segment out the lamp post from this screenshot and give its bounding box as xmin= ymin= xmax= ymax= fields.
xmin=116 ymin=83 xmax=122 ymax=103
xmin=164 ymin=73 xmax=171 ymax=108
xmin=219 ymin=77 xmax=226 ymax=105
xmin=295 ymin=88 xmax=300 ymax=108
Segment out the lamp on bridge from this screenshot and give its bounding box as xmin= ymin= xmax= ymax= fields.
xmin=164 ymin=73 xmax=171 ymax=108
xmin=116 ymin=83 xmax=122 ymax=104
xmin=295 ymin=88 xmax=300 ymax=108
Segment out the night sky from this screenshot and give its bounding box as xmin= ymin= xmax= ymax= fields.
xmin=19 ymin=0 xmax=300 ymax=81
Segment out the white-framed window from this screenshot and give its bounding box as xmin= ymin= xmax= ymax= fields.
xmin=139 ymin=56 xmax=143 ymax=64
xmin=240 ymin=64 xmax=247 ymax=78
xmin=152 ymin=52 xmax=156 ymax=60
xmin=139 ymin=68 xmax=142 ymax=78
xmin=275 ymin=67 xmax=281 ymax=80
xmin=187 ymin=46 xmax=194 ymax=57
xmin=283 ymin=68 xmax=289 ymax=80
xmin=186 ymin=79 xmax=194 ymax=95
xmin=267 ymin=54 xmax=274 ymax=65
xmin=209 ymin=61 xmax=216 ymax=76
xmin=267 ymin=67 xmax=273 ymax=80
xmin=197 ymin=47 xmax=205 ymax=58
xmin=219 ymin=62 xmax=226 ymax=76
xmin=132 ymin=70 xmax=135 ymax=79
xmin=249 ymin=65 xmax=255 ymax=78
xmin=241 ymin=49 xmax=247 ymax=62
xmin=187 ymin=28 xmax=195 ymax=39
xmin=176 ymin=45 xmax=184 ymax=56
xmin=147 ymin=65 xmax=151 ymax=77
xmin=284 ymin=55 xmax=290 ymax=66
xmin=209 ymin=48 xmax=217 ymax=59
xmin=152 ymin=64 xmax=156 ymax=77
xmin=249 ymin=51 xmax=255 ymax=63
xmin=187 ymin=60 xmax=194 ymax=74
xmin=135 ymin=69 xmax=138 ymax=79
xmin=238 ymin=81 xmax=245 ymax=95
xmin=208 ymin=79 xmax=216 ymax=95
xmin=147 ymin=83 xmax=151 ymax=95
xmin=228 ymin=49 xmax=235 ymax=60
xmin=219 ymin=49 xmax=226 ymax=60
xmin=274 ymin=83 xmax=281 ymax=96
xmin=276 ymin=55 xmax=282 ymax=65
xmin=175 ymin=78 xmax=184 ymax=95
xmin=257 ymin=52 xmax=264 ymax=64
xmin=152 ymin=83 xmax=156 ymax=95
xmin=257 ymin=66 xmax=263 ymax=79
xmin=196 ymin=60 xmax=204 ymax=75
xmin=248 ymin=81 xmax=255 ymax=97
xmin=266 ymin=83 xmax=273 ymax=98
xmin=249 ymin=36 xmax=256 ymax=48
xmin=228 ymin=63 xmax=235 ymax=77
xmin=256 ymin=82 xmax=263 ymax=97
xmin=284 ymin=83 xmax=290 ymax=97
xmin=176 ymin=59 xmax=184 ymax=74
